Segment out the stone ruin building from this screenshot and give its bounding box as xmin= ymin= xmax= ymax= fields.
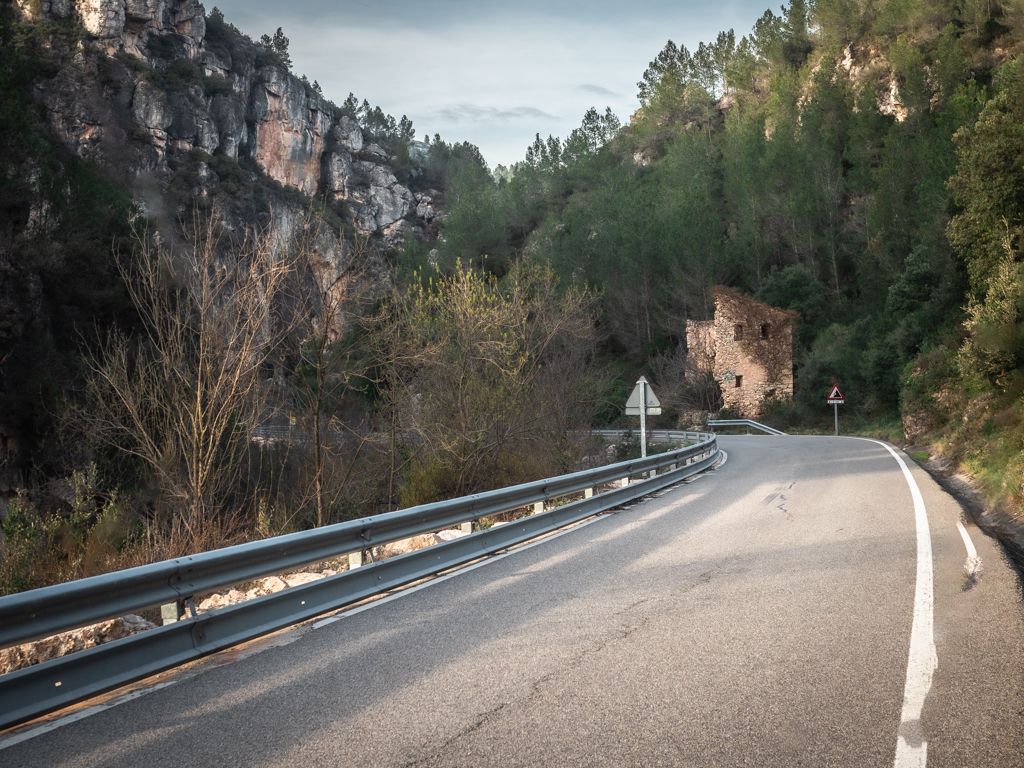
xmin=686 ymin=286 xmax=796 ymax=417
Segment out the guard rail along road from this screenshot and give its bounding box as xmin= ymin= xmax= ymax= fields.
xmin=0 ymin=430 xmax=720 ymax=730
xmin=706 ymin=419 xmax=786 ymax=436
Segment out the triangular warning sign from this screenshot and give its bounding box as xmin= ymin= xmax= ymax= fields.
xmin=827 ymin=385 xmax=844 ymax=402
xmin=625 ymin=376 xmax=662 ymax=414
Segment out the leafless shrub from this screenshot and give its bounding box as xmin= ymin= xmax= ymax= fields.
xmin=73 ymin=216 xmax=292 ymax=549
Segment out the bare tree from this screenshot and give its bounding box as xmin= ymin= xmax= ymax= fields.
xmin=77 ymin=218 xmax=291 ymax=547
xmin=650 ymin=343 xmax=723 ymax=421
xmin=280 ymin=218 xmax=379 ymax=526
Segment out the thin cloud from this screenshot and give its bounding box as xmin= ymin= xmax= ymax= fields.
xmin=578 ymin=84 xmax=621 ymax=97
xmin=434 ymin=104 xmax=559 ymax=123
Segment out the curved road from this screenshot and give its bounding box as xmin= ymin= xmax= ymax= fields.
xmin=2 ymin=436 xmax=1023 ymax=766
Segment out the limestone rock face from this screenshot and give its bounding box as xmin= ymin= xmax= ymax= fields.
xmin=15 ymin=0 xmax=442 ymax=244
xmin=15 ymin=0 xmax=74 ymax=20
xmin=326 ymin=149 xmax=355 ymax=196
xmin=210 ymin=94 xmax=247 ymax=159
xmin=78 ymin=0 xmax=126 ymax=40
xmin=30 ymin=0 xmax=207 ymax=58
xmin=332 ymin=116 xmax=363 ymax=152
xmin=251 ymin=67 xmax=333 ymax=196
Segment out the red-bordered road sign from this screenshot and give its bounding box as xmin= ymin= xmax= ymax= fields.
xmin=827 ymin=385 xmax=845 ymax=404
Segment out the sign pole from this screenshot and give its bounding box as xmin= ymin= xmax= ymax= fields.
xmin=639 ymin=379 xmax=647 ymax=459
xmin=625 ymin=375 xmax=660 ymax=463
xmin=827 ymin=384 xmax=845 ymax=436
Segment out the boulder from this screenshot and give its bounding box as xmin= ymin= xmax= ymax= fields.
xmin=370 ymin=183 xmax=414 ymax=229
xmin=260 ymin=576 xmax=290 ymax=594
xmin=0 ymin=614 xmax=155 ymax=675
xmin=332 ymin=116 xmax=364 ymax=153
xmin=364 ymin=143 xmax=390 ymax=162
xmin=434 ymin=528 xmax=466 ymax=543
xmin=283 ymin=572 xmax=324 ymax=588
xmin=198 ymin=589 xmax=248 ymax=611
xmin=382 ymin=534 xmax=436 ymax=558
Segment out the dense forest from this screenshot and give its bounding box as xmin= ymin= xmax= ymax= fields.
xmin=419 ymin=0 xmax=1024 ymax=511
xmin=4 ymin=0 xmax=1024 ymax=592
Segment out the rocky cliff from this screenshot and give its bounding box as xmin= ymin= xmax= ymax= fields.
xmin=0 ymin=0 xmax=448 ymax=493
xmin=12 ymin=0 xmax=441 ymax=250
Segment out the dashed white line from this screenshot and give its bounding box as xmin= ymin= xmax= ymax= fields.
xmin=956 ymin=521 xmax=982 ymax=578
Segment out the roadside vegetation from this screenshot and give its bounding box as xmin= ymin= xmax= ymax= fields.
xmin=426 ymin=0 xmax=1024 ymax=520
xmin=8 ymin=0 xmax=1024 ymax=592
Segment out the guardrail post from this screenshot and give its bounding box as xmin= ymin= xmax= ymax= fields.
xmin=584 ymin=488 xmax=593 ymax=499
xmin=620 ymin=477 xmax=629 ymax=488
xmin=461 ymin=521 xmax=473 ymax=535
xmin=533 ymin=501 xmax=544 ymax=515
xmin=161 ymin=600 xmax=184 ymax=626
xmin=348 ymin=551 xmax=364 ymax=570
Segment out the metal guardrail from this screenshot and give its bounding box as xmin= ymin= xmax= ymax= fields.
xmin=0 ymin=432 xmax=720 ymax=730
xmin=706 ymin=419 xmax=786 ymax=436
xmin=592 ymin=429 xmax=705 ymax=444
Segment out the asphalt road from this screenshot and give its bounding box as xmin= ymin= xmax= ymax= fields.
xmin=2 ymin=435 xmax=1023 ymax=767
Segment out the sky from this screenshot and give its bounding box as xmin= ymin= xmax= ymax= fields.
xmin=209 ymin=0 xmax=777 ymax=169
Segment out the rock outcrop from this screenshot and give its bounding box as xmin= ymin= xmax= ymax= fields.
xmin=0 ymin=614 xmax=155 ymax=675
xmin=14 ymin=0 xmax=440 ymax=246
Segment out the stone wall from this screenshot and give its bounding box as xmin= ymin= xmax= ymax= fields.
xmin=685 ymin=320 xmax=715 ymax=372
xmin=687 ymin=287 xmax=796 ymax=417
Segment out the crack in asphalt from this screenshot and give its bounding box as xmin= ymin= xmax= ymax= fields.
xmin=407 ymin=573 xmax=716 ymax=765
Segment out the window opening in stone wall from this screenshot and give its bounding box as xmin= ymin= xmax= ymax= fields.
xmin=735 ymin=375 xmax=743 ymax=388
xmin=760 ymin=324 xmax=769 ymax=339
xmin=734 ymin=324 xmax=743 ymax=340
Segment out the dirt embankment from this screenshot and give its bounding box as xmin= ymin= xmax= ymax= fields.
xmin=905 ymin=444 xmax=1024 ymax=579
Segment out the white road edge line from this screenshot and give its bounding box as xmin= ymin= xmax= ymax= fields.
xmin=851 ymin=438 xmax=936 ymax=768
xmin=0 ymin=681 xmax=179 ymax=751
xmin=0 ymin=518 xmax=612 ymax=750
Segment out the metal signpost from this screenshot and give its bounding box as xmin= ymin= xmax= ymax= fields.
xmin=827 ymin=384 xmax=845 ymax=436
xmin=625 ymin=375 xmax=662 ymax=458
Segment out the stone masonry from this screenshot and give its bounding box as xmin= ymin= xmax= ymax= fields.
xmin=686 ymin=286 xmax=796 ymax=416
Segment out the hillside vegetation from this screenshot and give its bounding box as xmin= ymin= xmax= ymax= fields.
xmin=426 ymin=0 xmax=1024 ymax=517
xmin=5 ymin=0 xmax=1024 ymax=593
xmin=0 ymin=2 xmax=607 ymax=593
